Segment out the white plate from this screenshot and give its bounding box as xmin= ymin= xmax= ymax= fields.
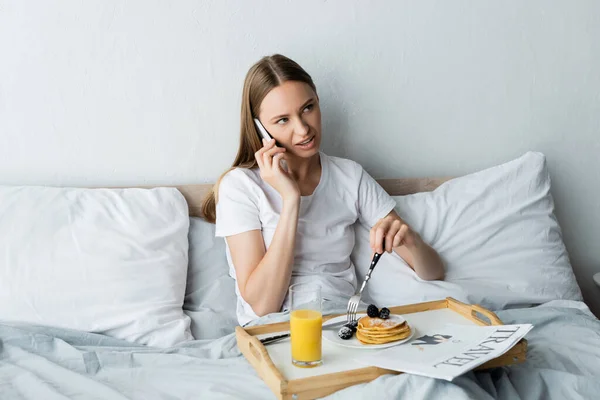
xmin=322 ymin=313 xmax=415 ymax=350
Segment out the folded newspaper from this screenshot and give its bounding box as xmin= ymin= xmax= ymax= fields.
xmin=354 ymin=323 xmax=533 ymax=381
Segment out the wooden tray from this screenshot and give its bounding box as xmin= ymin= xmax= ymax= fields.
xmin=236 ymin=297 xmax=528 ymax=400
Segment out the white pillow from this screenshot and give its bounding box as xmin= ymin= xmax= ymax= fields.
xmin=351 ymin=152 xmax=583 ymax=310
xmin=0 ymin=185 xmax=193 ymax=347
xmin=184 ymin=217 xmax=238 ymax=339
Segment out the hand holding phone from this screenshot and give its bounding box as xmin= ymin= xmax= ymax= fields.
xmin=254 ymin=118 xmax=289 ymax=172
xmin=253 ymin=118 xmax=298 ymax=199
xmin=254 ymin=118 xmax=273 ymax=142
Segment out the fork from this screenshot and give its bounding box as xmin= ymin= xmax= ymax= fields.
xmin=347 ymin=248 xmax=384 ymax=323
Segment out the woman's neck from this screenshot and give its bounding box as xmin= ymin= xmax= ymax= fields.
xmin=286 ymin=152 xmax=322 ymax=196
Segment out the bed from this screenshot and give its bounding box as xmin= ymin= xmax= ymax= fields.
xmin=1 ymin=152 xmax=599 ymax=400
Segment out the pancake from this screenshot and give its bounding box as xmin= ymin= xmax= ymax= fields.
xmin=358 ymin=327 xmax=411 ymax=338
xmin=356 ymin=329 xmax=412 ymax=344
xmin=356 ymin=315 xmax=412 ymax=345
xmin=358 ymin=316 xmax=406 ymax=331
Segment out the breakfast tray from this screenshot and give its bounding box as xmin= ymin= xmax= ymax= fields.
xmin=235 ymin=297 xmax=528 ymax=400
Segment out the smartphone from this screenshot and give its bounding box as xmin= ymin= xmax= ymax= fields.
xmin=254 ymin=118 xmax=273 ymax=142
xmin=254 ymin=118 xmax=288 ymax=171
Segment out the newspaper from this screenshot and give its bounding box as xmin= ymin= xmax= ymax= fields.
xmin=354 ymin=323 xmax=533 ymax=381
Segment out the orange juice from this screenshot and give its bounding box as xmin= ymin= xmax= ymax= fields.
xmin=290 ymin=309 xmax=322 ymax=367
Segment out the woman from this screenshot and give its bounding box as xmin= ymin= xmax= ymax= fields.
xmin=202 ymin=54 xmax=444 ymax=326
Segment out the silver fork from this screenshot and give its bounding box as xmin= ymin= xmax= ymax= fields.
xmin=347 ymin=249 xmax=384 ymax=323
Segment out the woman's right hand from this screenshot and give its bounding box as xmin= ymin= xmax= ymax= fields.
xmin=255 ymin=138 xmax=300 ymax=201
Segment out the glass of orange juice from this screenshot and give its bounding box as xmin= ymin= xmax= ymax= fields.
xmin=289 ymin=283 xmax=323 ymax=368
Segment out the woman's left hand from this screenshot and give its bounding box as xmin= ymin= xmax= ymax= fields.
xmin=370 ymin=213 xmax=419 ymax=254
xmin=369 ymin=211 xmax=445 ymax=281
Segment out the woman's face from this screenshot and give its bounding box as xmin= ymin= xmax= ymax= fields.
xmin=258 ymin=81 xmax=321 ymax=158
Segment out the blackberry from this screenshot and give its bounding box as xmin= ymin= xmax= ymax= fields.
xmin=338 ymin=326 xmax=353 ymax=340
xmin=379 ymin=307 xmax=390 ymax=319
xmin=367 ymin=304 xmax=379 ymax=318
xmin=344 ymin=320 xmax=358 ymax=332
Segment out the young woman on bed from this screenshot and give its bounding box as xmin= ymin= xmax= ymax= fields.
xmin=202 ymin=54 xmax=444 ymax=325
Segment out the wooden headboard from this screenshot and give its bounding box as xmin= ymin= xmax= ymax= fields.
xmin=167 ymin=177 xmax=450 ymax=218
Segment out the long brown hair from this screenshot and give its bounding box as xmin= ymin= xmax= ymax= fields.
xmin=201 ymin=54 xmax=317 ymax=223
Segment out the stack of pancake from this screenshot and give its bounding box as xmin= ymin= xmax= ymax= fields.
xmin=356 ymin=315 xmax=411 ymax=345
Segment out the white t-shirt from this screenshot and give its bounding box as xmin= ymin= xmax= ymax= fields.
xmin=215 ymin=152 xmax=396 ymax=326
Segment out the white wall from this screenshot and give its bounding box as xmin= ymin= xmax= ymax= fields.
xmin=1 ymin=1 xmax=599 ymax=315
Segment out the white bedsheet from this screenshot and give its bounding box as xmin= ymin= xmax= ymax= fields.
xmin=1 ymin=300 xmax=598 ymax=400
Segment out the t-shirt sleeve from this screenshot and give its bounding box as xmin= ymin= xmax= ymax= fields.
xmin=356 ymin=164 xmax=397 ymax=228
xmin=215 ymin=169 xmax=262 ymax=237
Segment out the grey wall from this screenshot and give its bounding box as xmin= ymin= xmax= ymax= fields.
xmin=1 ymin=1 xmax=599 ymax=314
